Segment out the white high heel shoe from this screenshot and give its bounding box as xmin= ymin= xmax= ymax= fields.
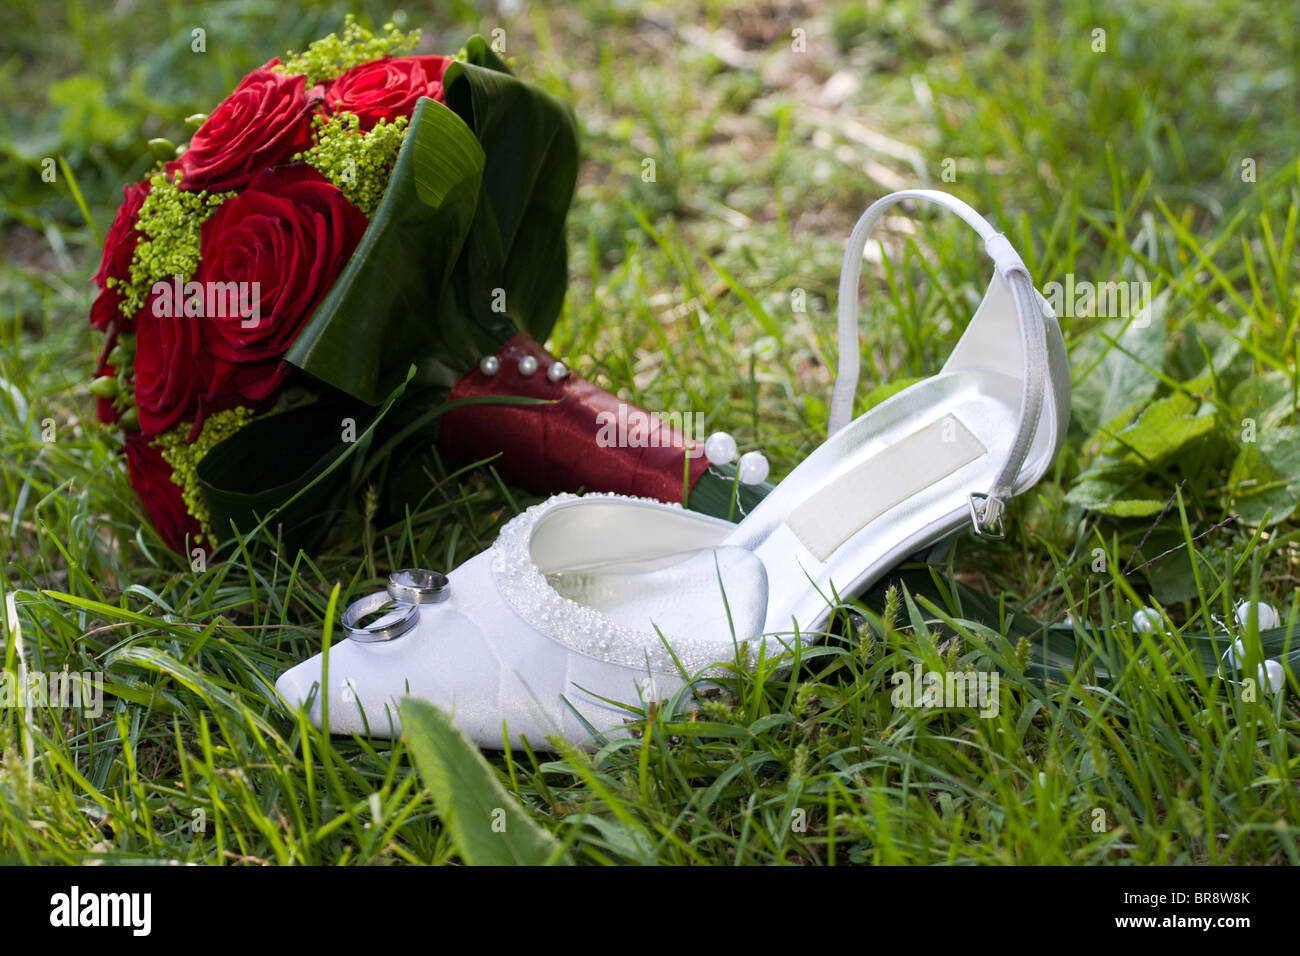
xmin=276 ymin=189 xmax=1070 ymax=748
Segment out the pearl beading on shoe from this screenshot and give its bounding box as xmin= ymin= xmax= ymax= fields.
xmin=489 ymin=492 xmax=736 ymax=674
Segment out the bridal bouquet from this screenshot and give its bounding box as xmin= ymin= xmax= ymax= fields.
xmin=90 ymin=18 xmax=769 ymax=555
xmin=89 ymin=20 xmax=587 ymax=551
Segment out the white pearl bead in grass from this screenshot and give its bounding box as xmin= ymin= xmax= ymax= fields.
xmin=1234 ymin=600 xmax=1280 ymax=631
xmin=737 ymin=450 xmax=769 ymax=485
xmin=479 ymin=355 xmax=500 ymax=375
xmin=1260 ymin=659 xmax=1285 ymax=694
xmin=1131 ymin=608 xmax=1161 ymax=633
xmin=704 ymin=432 xmax=737 ymax=466
xmin=1225 ymin=638 xmax=1246 ymax=669
xmin=547 ymin=361 xmax=568 ymax=382
xmin=518 ymin=355 xmax=538 ymax=376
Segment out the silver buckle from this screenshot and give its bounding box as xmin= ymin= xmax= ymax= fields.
xmin=968 ymin=493 xmax=1006 ymax=540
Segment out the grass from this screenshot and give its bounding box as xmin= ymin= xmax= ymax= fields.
xmin=1 ymin=0 xmax=1299 ymax=864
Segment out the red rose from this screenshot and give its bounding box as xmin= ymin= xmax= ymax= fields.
xmin=173 ymin=63 xmax=319 ymax=192
xmin=321 ymin=55 xmax=449 ymax=130
xmin=125 ymin=432 xmax=200 ymax=552
xmin=90 ymin=180 xmax=150 ymax=332
xmin=133 ymin=288 xmax=206 ymax=436
xmin=194 ymin=165 xmax=367 ymax=405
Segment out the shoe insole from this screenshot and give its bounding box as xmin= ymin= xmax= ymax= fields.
xmin=547 ymin=546 xmax=768 ymax=643
xmin=785 ymin=413 xmax=986 ymax=560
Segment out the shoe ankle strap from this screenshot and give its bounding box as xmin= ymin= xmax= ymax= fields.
xmin=827 ymin=189 xmax=1048 ymax=538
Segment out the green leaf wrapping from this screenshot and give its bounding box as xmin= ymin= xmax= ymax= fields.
xmin=195 ymin=386 xmax=405 ymax=551
xmin=434 ymin=36 xmax=581 ymax=370
xmin=399 ymin=697 xmax=570 ymax=865
xmin=194 ymin=403 xmax=368 ymax=548
xmin=686 ymin=465 xmax=775 ymax=520
xmin=284 ymin=96 xmax=486 ymax=402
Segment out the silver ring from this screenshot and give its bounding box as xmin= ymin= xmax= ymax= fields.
xmin=387 ymin=568 xmax=450 ymax=605
xmin=342 ymin=591 xmax=418 ymax=643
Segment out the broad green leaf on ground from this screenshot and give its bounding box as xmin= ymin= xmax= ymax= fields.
xmin=399 ymin=697 xmax=569 ymax=866
xmin=1127 ymin=526 xmax=1223 ymax=603
xmin=1069 ymin=292 xmax=1168 ymax=436
xmin=1140 ymin=547 xmax=1201 ymax=603
xmin=286 ymin=96 xmax=486 ymax=403
xmin=1107 ymin=393 xmax=1218 ymax=467
xmin=1175 ymin=316 xmax=1247 ymax=395
xmin=1063 ymin=476 xmax=1168 ymax=517
xmin=1230 ymin=370 xmax=1299 ymax=432
xmin=1065 ymin=393 xmax=1219 ymax=515
xmin=1228 ymin=423 xmax=1300 ymax=525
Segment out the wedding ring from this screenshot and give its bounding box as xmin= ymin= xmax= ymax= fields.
xmin=342 ymin=591 xmax=418 ymax=643
xmin=387 ymin=568 xmax=450 ymax=605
